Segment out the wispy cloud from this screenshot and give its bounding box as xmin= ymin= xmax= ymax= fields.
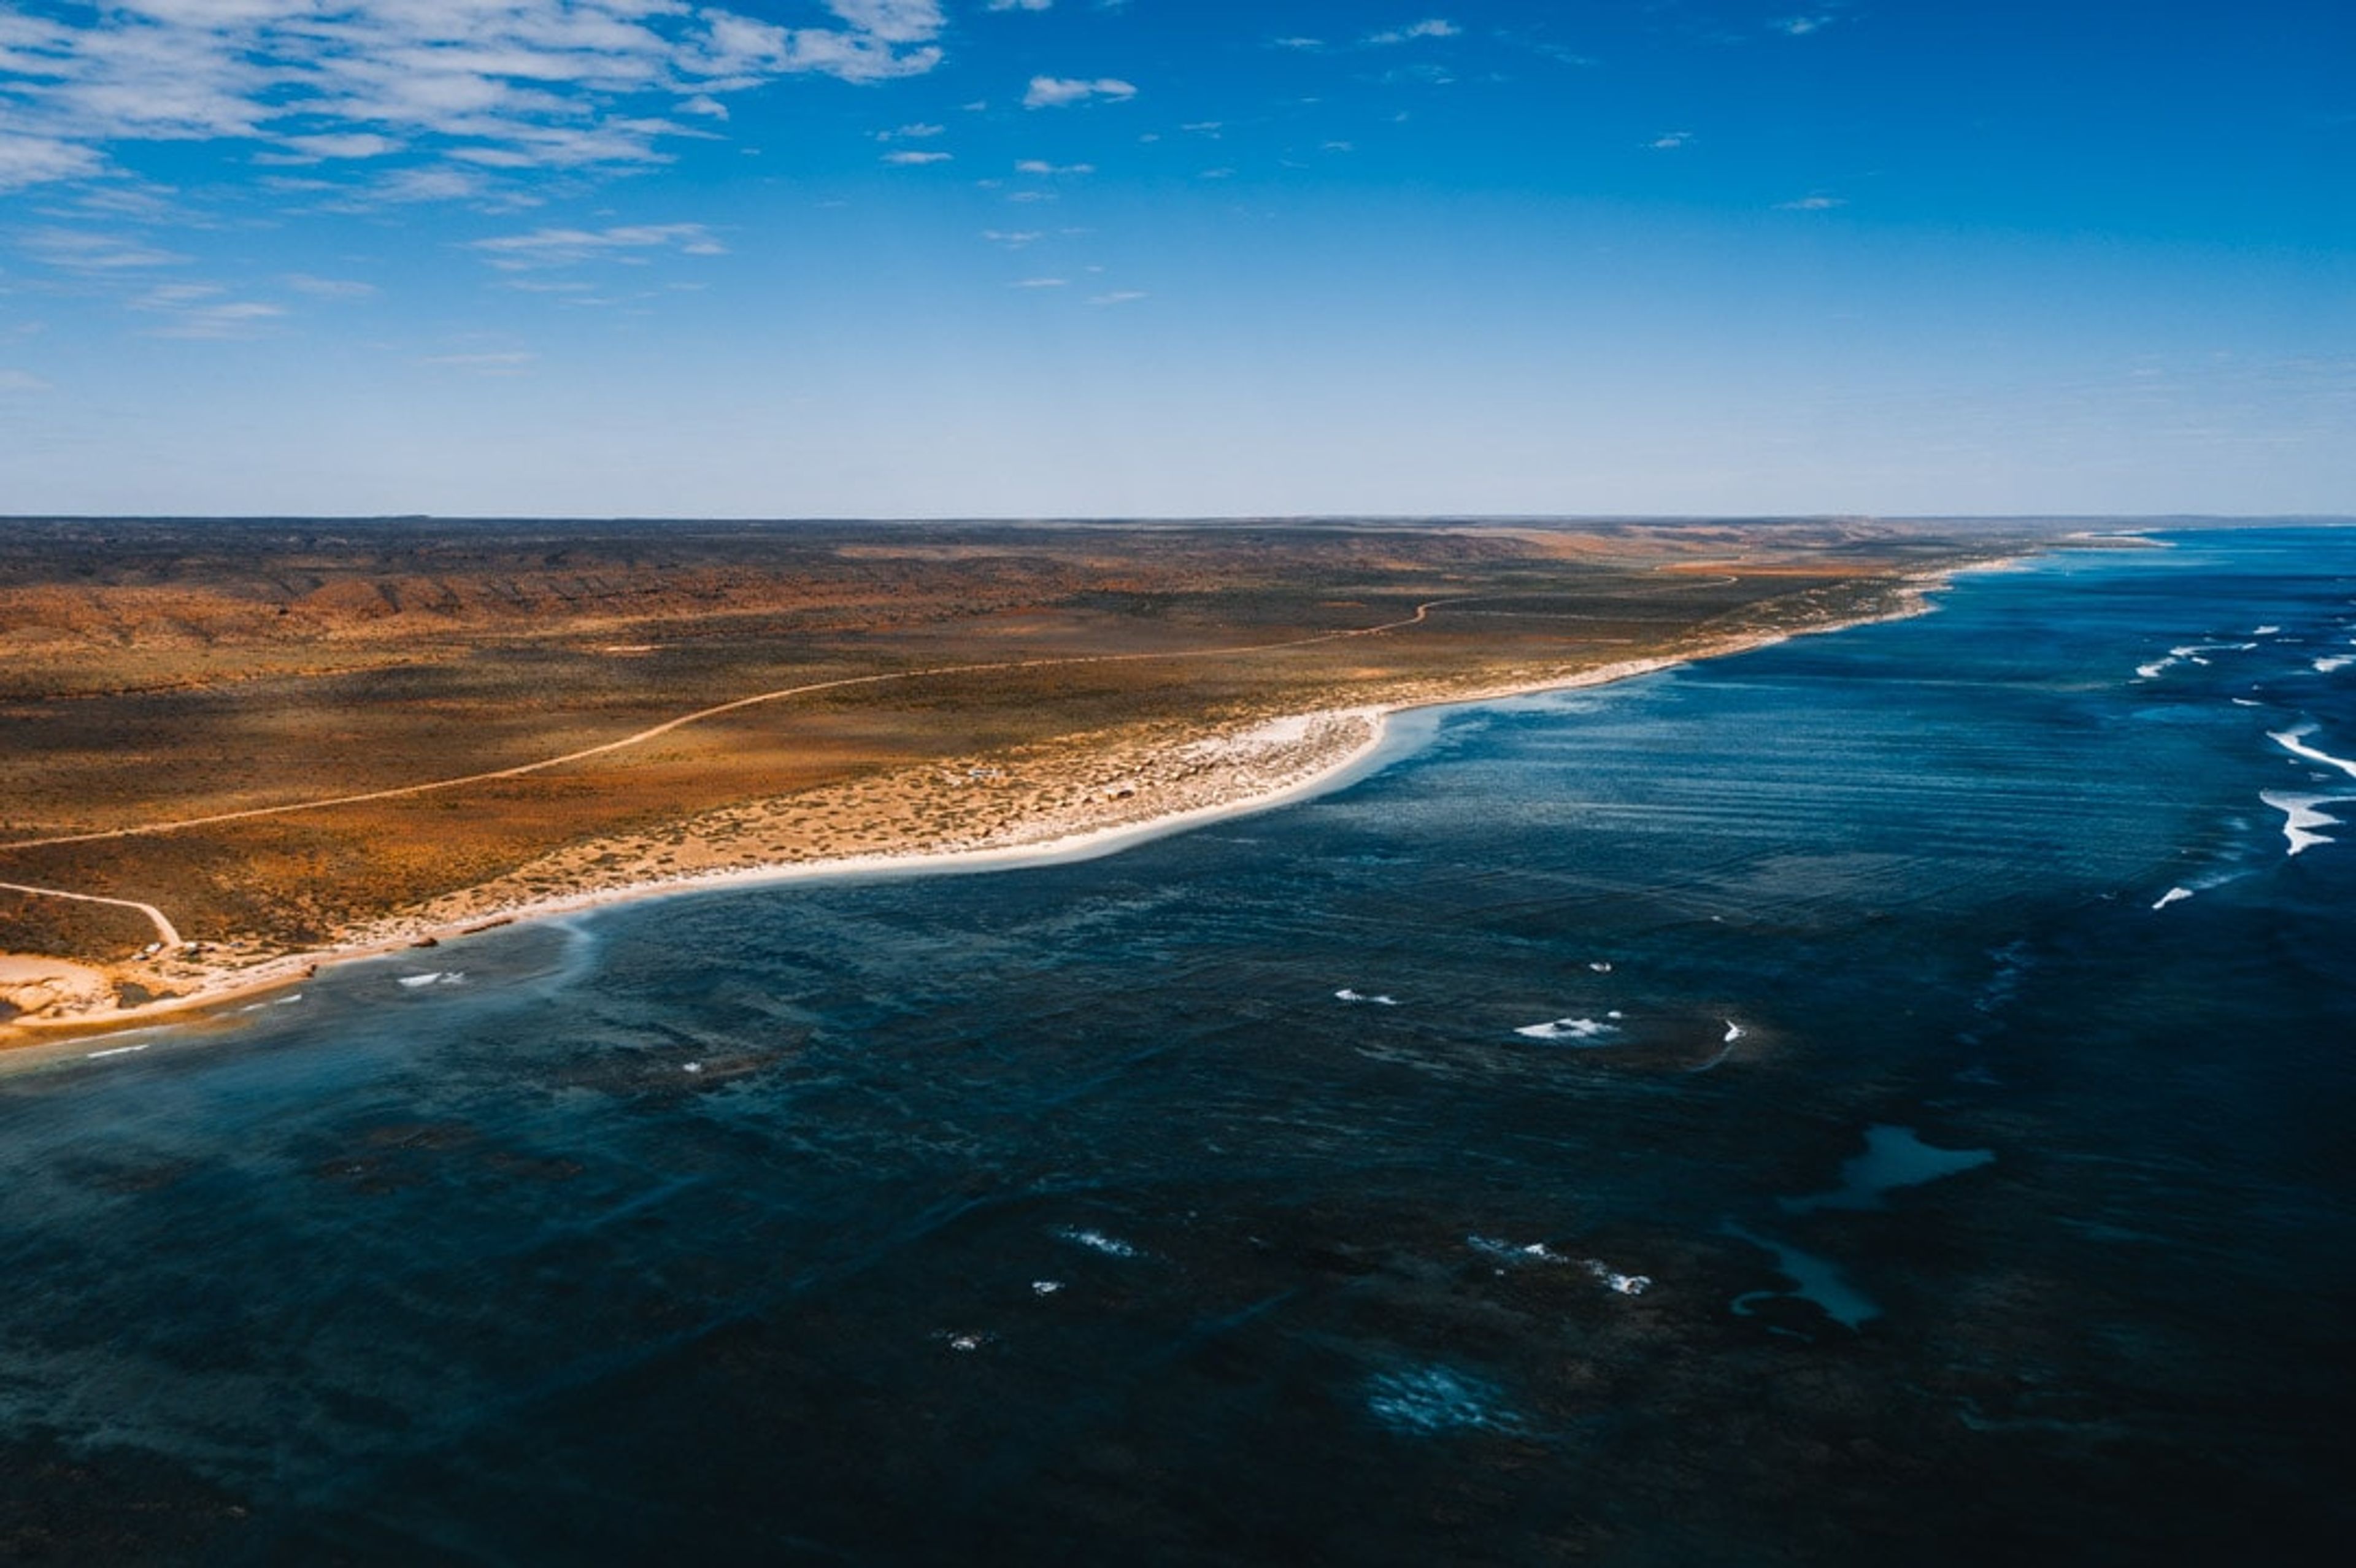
xmin=0 ymin=131 xmax=106 ymax=193
xmin=18 ymin=228 xmax=188 ymax=271
xmin=876 ymin=122 xmax=946 ymax=140
xmin=987 ymin=0 xmax=1054 ymax=10
xmin=1774 ymin=15 xmax=1836 ymax=36
xmin=980 ymin=229 xmax=1043 ymax=246
xmin=1366 ymin=19 xmax=1460 ymax=46
xmin=467 ymin=223 xmax=728 ymax=269
xmin=884 ymin=149 xmax=952 ymax=164
xmin=1011 ymin=276 xmax=1067 ymax=287
xmin=1025 ymin=76 xmax=1138 ymax=109
xmin=129 ymin=283 xmax=284 ymax=340
xmin=0 ymin=367 xmax=52 ymax=393
xmin=1776 ymin=194 xmax=1846 ymax=210
xmin=284 ymin=273 xmax=379 ymax=299
xmin=1088 ymin=290 xmax=1145 ymax=305
xmin=1015 ymin=159 xmax=1094 ymax=175
xmin=0 ymin=1 xmax=950 ymax=201
xmin=1647 ymin=131 xmax=1693 ymax=150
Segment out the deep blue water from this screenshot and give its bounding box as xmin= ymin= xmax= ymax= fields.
xmin=4 ymin=529 xmax=2353 ymax=1564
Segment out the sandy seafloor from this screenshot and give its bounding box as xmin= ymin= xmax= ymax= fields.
xmin=2 ymin=528 xmax=2352 ymax=1564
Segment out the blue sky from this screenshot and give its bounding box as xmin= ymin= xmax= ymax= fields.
xmin=1 ymin=1 xmax=2349 ymax=518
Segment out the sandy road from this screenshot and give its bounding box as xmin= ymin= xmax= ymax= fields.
xmin=0 ymin=880 xmax=182 ymax=948
xmin=0 ymin=599 xmax=1455 ymax=858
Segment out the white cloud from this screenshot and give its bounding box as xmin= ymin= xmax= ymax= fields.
xmin=1015 ymin=159 xmax=1093 ymax=174
xmin=980 ymin=229 xmax=1042 ymax=245
xmin=1648 ymin=131 xmax=1692 ymax=150
xmin=19 ymin=228 xmax=188 ymax=270
xmin=129 ymin=282 xmax=285 ymax=340
xmin=1271 ymin=37 xmax=1325 ymax=51
xmin=1366 ymin=19 xmax=1460 ymax=45
xmin=0 ymin=130 xmax=106 ymax=192
xmin=876 ymin=121 xmax=945 ymax=140
xmin=1774 ymin=15 xmax=1834 ymax=36
xmin=275 ymin=133 xmax=402 ymax=161
xmin=1011 ymin=276 xmax=1066 ymax=287
xmin=884 ymin=148 xmax=951 ymax=163
xmin=0 ymin=367 xmax=51 ymax=393
xmin=1024 ymin=75 xmax=1137 ymax=109
xmin=467 ymin=221 xmax=728 ymax=269
xmin=1088 ymin=290 xmax=1145 ymax=305
xmin=1776 ymin=194 xmax=1845 ymax=210
xmin=987 ymin=0 xmax=1054 ymax=10
xmin=0 ymin=1 xmax=950 ymax=199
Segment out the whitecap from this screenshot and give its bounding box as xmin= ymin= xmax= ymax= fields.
xmin=1466 ymin=1235 xmax=1565 ymax=1266
xmin=1588 ymin=960 xmax=1613 ymax=973
xmin=2260 ymin=790 xmax=2350 ymax=856
xmin=396 ymin=970 xmax=465 ymax=989
xmin=1030 ymin=1280 xmax=1064 ymax=1296
xmin=2269 ymin=724 xmax=2356 ymax=779
xmin=2316 ymin=655 xmax=2354 ymax=674
xmin=1334 ymin=988 xmax=1398 ymax=1006
xmin=2152 ymin=886 xmax=2194 ymax=910
xmin=1055 ymin=1226 xmax=1142 ymax=1259
xmin=1582 ymin=1258 xmax=1652 ymax=1296
xmin=1513 ymin=1016 xmax=1619 ymax=1043
xmin=2255 ymin=625 xmax=2282 ymax=636
xmin=85 ymin=1043 xmax=150 ymax=1059
xmin=1722 ymin=1020 xmax=1744 ymax=1043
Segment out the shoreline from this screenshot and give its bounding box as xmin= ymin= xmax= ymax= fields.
xmin=1 ymin=561 xmax=2002 ymax=1055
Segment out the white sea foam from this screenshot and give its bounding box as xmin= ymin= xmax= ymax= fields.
xmin=1581 ymin=1258 xmax=1652 ymax=1296
xmin=85 ymin=1042 xmax=150 ymax=1059
xmin=1722 ymin=1019 xmax=1745 ymax=1043
xmin=2260 ymin=791 xmax=2350 ymax=856
xmin=2139 ymin=640 xmax=2258 ymax=680
xmin=1055 ymin=1226 xmax=1142 ymax=1258
xmin=1588 ymin=960 xmax=1613 ymax=973
xmin=2152 ymin=886 xmax=2194 ymax=910
xmin=2317 ymin=655 xmax=2354 ymax=674
xmin=2255 ymin=625 xmax=2282 ymax=636
xmin=1467 ymin=1235 xmax=1566 ymax=1266
xmin=1030 ymin=1280 xmax=1064 ymax=1296
xmin=1513 ymin=1016 xmax=1619 ymax=1043
xmin=1334 ymin=988 xmax=1398 ymax=1006
xmin=396 ymin=970 xmax=465 ymax=989
xmin=2269 ymin=724 xmax=2356 ymax=779
xmin=2231 ymin=698 xmax=2262 ymax=707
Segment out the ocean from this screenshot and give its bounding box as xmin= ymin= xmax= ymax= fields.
xmin=2 ymin=527 xmax=2351 ymax=1564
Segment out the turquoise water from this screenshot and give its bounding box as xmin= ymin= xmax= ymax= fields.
xmin=2 ymin=529 xmax=2351 ymax=1563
